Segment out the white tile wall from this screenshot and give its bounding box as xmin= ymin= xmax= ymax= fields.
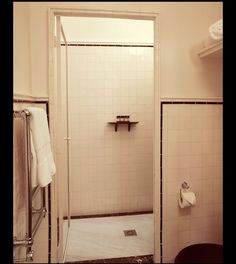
xmin=67 ymin=46 xmax=154 ymax=216
xmin=162 ymin=103 xmax=223 ymax=263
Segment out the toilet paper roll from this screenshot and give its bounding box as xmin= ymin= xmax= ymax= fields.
xmin=178 ymin=190 xmax=196 ymax=208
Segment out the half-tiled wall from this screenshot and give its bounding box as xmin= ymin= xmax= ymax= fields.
xmin=161 ymin=102 xmax=223 ymax=263
xmin=67 ymin=45 xmax=154 ymax=216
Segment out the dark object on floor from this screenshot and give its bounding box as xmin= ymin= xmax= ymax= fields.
xmin=66 ymin=254 xmax=153 ymax=263
xmin=174 ymin=243 xmax=223 ymax=263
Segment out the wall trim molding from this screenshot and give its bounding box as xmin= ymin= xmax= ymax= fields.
xmin=61 ymin=42 xmax=154 ymax=47
xmin=64 ymin=210 xmax=153 ymax=220
xmin=49 ymin=8 xmax=160 ymax=263
xmin=13 ymin=93 xmax=49 ymax=102
xmin=160 ymin=97 xmax=223 ymax=103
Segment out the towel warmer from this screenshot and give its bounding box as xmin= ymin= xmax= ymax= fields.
xmin=13 ymin=109 xmax=47 ymax=262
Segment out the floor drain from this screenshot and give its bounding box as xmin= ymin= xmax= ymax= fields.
xmin=123 ymin=229 xmax=137 ymax=236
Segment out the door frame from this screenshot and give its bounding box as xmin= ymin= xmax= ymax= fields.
xmin=55 ymin=15 xmax=71 ymax=262
xmin=48 ymin=8 xmax=161 ymax=263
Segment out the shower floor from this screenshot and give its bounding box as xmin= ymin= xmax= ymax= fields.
xmin=65 ymin=213 xmax=154 ymax=262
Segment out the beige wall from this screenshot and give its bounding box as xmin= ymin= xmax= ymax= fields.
xmin=61 ymin=17 xmax=154 ymax=43
xmin=23 ymin=2 xmax=222 ymax=99
xmin=13 ymin=3 xmax=31 ymax=96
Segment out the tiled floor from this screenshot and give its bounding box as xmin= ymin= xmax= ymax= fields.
xmin=65 ymin=214 xmax=154 ymax=262
xmin=66 ymin=255 xmax=153 ymax=263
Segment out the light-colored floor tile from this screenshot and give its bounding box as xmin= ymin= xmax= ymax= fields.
xmin=65 ymin=214 xmax=154 ymax=262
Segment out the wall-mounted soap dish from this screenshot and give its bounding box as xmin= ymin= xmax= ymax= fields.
xmin=108 ymin=116 xmax=139 ymax=132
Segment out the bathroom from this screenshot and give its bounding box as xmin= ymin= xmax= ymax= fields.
xmin=13 ymin=2 xmax=223 ymax=264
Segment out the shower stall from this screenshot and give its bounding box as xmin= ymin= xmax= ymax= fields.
xmin=52 ymin=14 xmax=157 ymax=262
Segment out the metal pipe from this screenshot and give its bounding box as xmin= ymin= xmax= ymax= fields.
xmin=13 ymin=106 xmax=49 ymax=263
xmin=32 ymin=185 xmax=41 ymax=200
xmin=32 ymin=207 xmax=47 ymax=238
xmin=13 ymin=237 xmax=33 ymax=247
xmin=13 ymin=249 xmax=34 ymax=263
xmin=24 ymin=110 xmax=32 ymax=242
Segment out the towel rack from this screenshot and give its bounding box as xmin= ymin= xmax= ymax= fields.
xmin=13 ymin=109 xmax=47 ymax=262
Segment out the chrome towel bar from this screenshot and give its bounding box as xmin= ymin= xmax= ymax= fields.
xmin=13 ymin=109 xmax=47 ymax=263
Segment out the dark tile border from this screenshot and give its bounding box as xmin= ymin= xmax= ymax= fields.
xmin=64 ymin=211 xmax=153 ymax=220
xmin=48 ymin=184 xmax=51 ymax=263
xmin=65 ymin=254 xmax=153 ymax=263
xmin=160 ymin=100 xmax=223 ymax=263
xmin=61 ymin=43 xmax=153 ymax=48
xmin=161 ymin=101 xmax=223 ymax=105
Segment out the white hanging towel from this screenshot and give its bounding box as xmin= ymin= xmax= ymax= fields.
xmin=27 ymin=107 xmax=56 ymax=187
xmin=30 ymin=131 xmax=37 ymax=188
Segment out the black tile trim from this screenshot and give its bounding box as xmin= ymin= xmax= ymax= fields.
xmin=57 ymin=217 xmax=60 ymax=246
xmin=161 ymin=101 xmax=223 ymax=104
xmin=61 ymin=43 xmax=153 ymax=48
xmin=160 ymin=103 xmax=163 ymax=264
xmin=160 ymin=100 xmax=223 ymax=263
xmin=65 ymin=211 xmax=153 ymax=220
xmin=48 ymin=184 xmax=51 ymax=263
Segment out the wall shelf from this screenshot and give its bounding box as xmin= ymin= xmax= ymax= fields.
xmin=108 ymin=121 xmax=139 ymax=132
xmin=198 ymin=40 xmax=222 ymax=58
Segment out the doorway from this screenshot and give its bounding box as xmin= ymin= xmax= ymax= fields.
xmin=49 ymin=9 xmax=160 ymax=263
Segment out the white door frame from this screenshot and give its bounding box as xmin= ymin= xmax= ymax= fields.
xmin=48 ymin=8 xmax=161 ymax=263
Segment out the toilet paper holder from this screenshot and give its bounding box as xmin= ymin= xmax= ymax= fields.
xmin=179 ymin=181 xmax=197 ymax=208
xmin=179 ymin=181 xmax=190 ymax=203
xmin=181 ymin=181 xmax=190 ymax=190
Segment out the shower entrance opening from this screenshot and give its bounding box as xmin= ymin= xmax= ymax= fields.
xmin=49 ymin=9 xmax=160 ymax=263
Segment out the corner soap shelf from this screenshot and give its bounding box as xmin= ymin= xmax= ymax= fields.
xmin=108 ymin=116 xmax=139 ymax=132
